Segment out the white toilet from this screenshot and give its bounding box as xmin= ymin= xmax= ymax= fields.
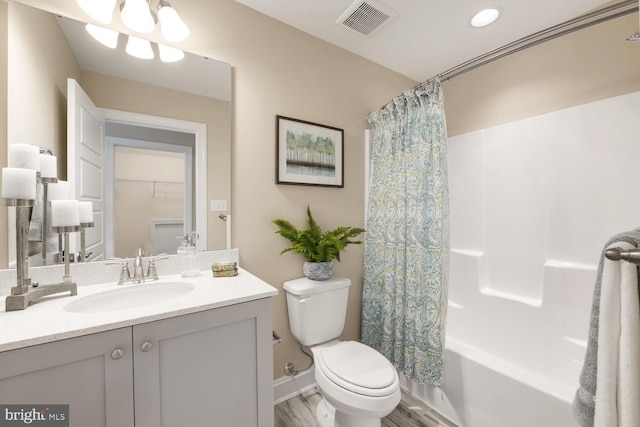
xmin=283 ymin=276 xmax=401 ymax=427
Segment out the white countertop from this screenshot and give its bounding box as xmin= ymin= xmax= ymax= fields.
xmin=0 ymin=268 xmax=278 ymax=352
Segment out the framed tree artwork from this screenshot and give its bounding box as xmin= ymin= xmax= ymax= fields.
xmin=276 ymin=115 xmax=344 ymax=188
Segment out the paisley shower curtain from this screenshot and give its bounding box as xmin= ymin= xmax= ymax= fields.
xmin=361 ymin=79 xmax=449 ymax=386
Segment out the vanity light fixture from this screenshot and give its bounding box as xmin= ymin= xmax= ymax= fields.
xmin=77 ymin=0 xmax=190 ymax=42
xmin=85 ymin=25 xmax=186 ymax=62
xmin=157 ymin=1 xmax=190 ymax=42
xmin=121 ymin=0 xmax=156 ymax=34
xmin=79 ymin=0 xmax=188 ymax=62
xmin=158 ymin=44 xmax=185 ymax=62
xmin=85 ymin=24 xmax=119 ymax=49
xmin=76 ymin=0 xmax=116 ymax=24
xmin=470 ymin=7 xmax=501 ymax=28
xmin=126 ymin=35 xmax=155 ymax=59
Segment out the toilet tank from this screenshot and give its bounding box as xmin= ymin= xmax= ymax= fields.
xmin=283 ymin=277 xmax=351 ymax=347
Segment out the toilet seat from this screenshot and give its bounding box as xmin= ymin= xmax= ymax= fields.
xmin=316 ymin=341 xmax=398 ymax=397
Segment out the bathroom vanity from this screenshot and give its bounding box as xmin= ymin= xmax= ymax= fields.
xmin=0 ymin=265 xmax=277 ymax=427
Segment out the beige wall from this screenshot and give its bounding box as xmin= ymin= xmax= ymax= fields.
xmin=79 ymin=70 xmax=231 ymax=251
xmin=444 ymin=14 xmax=640 ymax=136
xmin=214 ymin=4 xmax=416 ymax=377
xmin=7 ymin=2 xmax=79 ymax=169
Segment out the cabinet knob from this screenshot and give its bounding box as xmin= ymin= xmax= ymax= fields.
xmin=140 ymin=341 xmax=153 ymax=352
xmin=111 ymin=348 xmax=125 ymax=360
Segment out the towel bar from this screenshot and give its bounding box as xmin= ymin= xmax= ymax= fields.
xmin=604 ymin=247 xmax=640 ymax=265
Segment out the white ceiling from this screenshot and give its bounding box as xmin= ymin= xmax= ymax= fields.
xmin=234 ymin=0 xmax=613 ymax=82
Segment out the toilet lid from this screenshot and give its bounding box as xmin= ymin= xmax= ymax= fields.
xmin=320 ymin=341 xmax=397 ymax=391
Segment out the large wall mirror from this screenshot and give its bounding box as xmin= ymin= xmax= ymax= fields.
xmin=5 ymin=0 xmax=231 ymax=266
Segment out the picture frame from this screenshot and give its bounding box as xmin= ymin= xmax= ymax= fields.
xmin=276 ymin=115 xmax=344 ymax=188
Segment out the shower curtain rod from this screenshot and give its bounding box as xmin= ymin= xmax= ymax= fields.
xmin=379 ymin=0 xmax=638 ymax=109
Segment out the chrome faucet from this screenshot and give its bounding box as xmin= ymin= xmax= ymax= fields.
xmin=133 ymin=248 xmax=146 ymax=281
xmin=108 ymin=248 xmax=167 ymax=285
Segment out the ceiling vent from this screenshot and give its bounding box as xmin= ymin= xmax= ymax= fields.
xmin=336 ymin=0 xmax=396 ymax=37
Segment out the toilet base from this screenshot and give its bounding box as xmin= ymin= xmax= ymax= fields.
xmin=316 ymin=395 xmax=383 ymax=427
xmin=335 ymin=412 xmax=382 ymax=427
xmin=316 ymin=397 xmax=335 ymax=427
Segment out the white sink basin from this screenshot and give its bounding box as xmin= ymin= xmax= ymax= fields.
xmin=64 ymin=281 xmax=195 ymax=313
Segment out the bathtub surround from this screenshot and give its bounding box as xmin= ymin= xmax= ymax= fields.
xmin=433 ymin=90 xmax=640 ymax=426
xmin=362 ymin=80 xmax=449 ymax=387
xmin=573 ymin=231 xmax=640 ymax=426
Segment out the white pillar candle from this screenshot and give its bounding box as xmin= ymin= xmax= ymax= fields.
xmin=51 ymin=200 xmax=80 ymax=227
xmin=8 ymin=144 xmax=40 ymax=170
xmin=78 ymin=201 xmax=93 ymax=223
xmin=2 ymin=167 xmax=36 ymax=199
xmin=48 ymin=180 xmax=69 ymax=200
xmin=39 ymin=154 xmax=57 ymax=178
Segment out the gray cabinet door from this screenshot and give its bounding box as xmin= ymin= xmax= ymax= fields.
xmin=0 ymin=328 xmax=134 ymax=427
xmin=133 ymin=298 xmax=274 ymax=427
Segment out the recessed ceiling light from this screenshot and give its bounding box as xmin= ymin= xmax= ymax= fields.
xmin=470 ymin=7 xmax=501 ymax=28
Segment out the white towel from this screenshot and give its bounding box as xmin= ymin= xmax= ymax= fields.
xmin=594 ymin=241 xmax=640 ymax=426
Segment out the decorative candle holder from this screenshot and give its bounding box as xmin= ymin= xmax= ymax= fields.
xmin=39 ymin=176 xmax=58 ymax=265
xmin=1 ymin=198 xmax=34 ymax=294
xmin=1 ymin=198 xmax=78 ymax=311
xmin=79 ymin=221 xmax=95 ymax=263
xmin=52 ymin=225 xmax=81 ymax=283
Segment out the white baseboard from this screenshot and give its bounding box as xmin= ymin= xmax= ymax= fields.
xmin=273 ymin=370 xmax=317 ymax=405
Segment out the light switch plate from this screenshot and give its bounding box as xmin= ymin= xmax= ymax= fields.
xmin=210 ymin=200 xmax=227 ymax=212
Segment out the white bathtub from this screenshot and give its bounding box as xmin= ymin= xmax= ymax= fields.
xmin=401 ymin=338 xmax=576 ymax=427
xmin=400 ymin=249 xmax=595 ymax=427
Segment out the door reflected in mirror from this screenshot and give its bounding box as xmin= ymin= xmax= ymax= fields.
xmin=114 ymin=146 xmax=186 ymax=258
xmin=111 ymin=138 xmax=191 ymax=259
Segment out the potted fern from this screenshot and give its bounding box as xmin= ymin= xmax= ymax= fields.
xmin=272 ymin=206 xmax=365 ymax=280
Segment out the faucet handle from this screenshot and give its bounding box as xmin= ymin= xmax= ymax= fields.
xmin=147 ymin=258 xmax=159 ymax=281
xmin=146 ymin=254 xmax=169 ymax=280
xmin=119 ymin=262 xmax=132 ymax=284
xmin=105 ymin=260 xmax=132 ymax=285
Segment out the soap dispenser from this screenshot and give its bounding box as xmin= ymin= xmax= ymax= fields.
xmin=177 ymin=232 xmax=199 ymax=277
